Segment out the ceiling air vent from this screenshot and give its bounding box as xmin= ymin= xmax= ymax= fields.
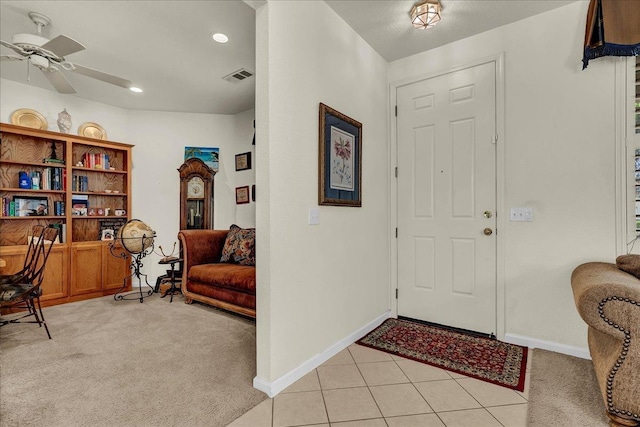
xmin=222 ymin=68 xmax=254 ymax=83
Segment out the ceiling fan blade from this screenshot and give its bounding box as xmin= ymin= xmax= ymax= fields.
xmin=1 ymin=54 xmax=25 ymax=62
xmin=40 ymin=35 xmax=85 ymax=57
xmin=41 ymin=68 xmax=76 ymax=94
xmin=0 ymin=39 xmax=27 ymax=56
xmin=70 ymin=63 xmax=132 ymax=89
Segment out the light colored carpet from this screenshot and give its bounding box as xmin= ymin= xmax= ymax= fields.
xmin=0 ymin=294 xmax=266 ymax=427
xmin=527 ymin=348 xmax=609 ymax=426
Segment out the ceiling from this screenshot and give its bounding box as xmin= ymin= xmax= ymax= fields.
xmin=326 ymin=0 xmax=576 ymax=62
xmin=0 ymin=1 xmax=577 ymax=115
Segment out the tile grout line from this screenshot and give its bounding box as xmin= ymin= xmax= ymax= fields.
xmin=349 ymin=345 xmax=387 ymax=423
xmin=315 ymin=368 xmax=332 ymax=426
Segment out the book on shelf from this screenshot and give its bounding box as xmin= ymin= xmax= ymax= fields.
xmin=72 ymin=174 xmax=89 ymax=192
xmin=53 ymin=201 xmax=65 ymax=216
xmin=43 ymin=158 xmax=65 ymax=165
xmin=40 ymin=167 xmax=64 ymax=191
xmin=82 ymin=153 xmax=111 ymax=170
xmin=50 ymin=223 xmax=66 ymax=243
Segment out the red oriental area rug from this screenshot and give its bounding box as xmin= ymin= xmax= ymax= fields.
xmin=357 ymin=318 xmax=528 ymax=391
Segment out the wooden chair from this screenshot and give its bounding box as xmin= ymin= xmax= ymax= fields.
xmin=0 ymin=225 xmax=59 ymax=339
xmin=0 ymin=226 xmax=47 ymax=286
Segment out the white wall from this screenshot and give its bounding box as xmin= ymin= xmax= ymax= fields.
xmin=0 ymin=78 xmax=255 ymax=282
xmin=255 ymin=1 xmax=389 ymax=385
xmin=232 ymin=109 xmax=257 ymax=228
xmin=0 ymin=79 xmax=129 ymax=139
xmin=389 ymin=1 xmax=619 ymax=350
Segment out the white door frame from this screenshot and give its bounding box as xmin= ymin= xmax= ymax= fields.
xmin=389 ymin=52 xmax=506 ymax=340
xmin=617 ymin=57 xmax=639 ymax=255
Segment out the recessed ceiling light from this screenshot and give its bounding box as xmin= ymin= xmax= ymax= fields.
xmin=212 ymin=33 xmax=228 ymax=43
xmin=129 ymin=86 xmax=143 ymax=93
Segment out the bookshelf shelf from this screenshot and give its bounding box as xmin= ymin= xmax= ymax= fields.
xmin=0 ymin=188 xmax=66 ymax=194
xmin=0 ymin=215 xmax=66 ymax=220
xmin=71 ymin=166 xmax=127 ymax=175
xmin=0 ymin=159 xmax=65 ymax=168
xmin=71 ymin=216 xmax=128 ymax=220
xmin=71 ymin=191 xmax=127 ymax=196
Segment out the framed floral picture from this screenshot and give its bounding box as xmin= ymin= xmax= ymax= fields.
xmin=318 ymin=103 xmax=362 ymax=207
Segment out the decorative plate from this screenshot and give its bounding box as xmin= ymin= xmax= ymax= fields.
xmin=10 ymin=109 xmax=48 ymax=130
xmin=78 ymin=122 xmax=107 ymax=140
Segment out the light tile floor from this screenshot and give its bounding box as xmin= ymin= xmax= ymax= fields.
xmin=229 ymin=343 xmax=531 ymax=427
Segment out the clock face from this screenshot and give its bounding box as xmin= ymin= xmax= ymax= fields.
xmin=187 ymin=176 xmax=204 ymax=198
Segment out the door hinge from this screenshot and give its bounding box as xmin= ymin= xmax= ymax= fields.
xmin=395 ymin=105 xmax=397 ymax=117
xmin=395 ymin=167 xmax=398 ymax=178
xmin=395 ymin=228 xmax=398 ymax=238
xmin=492 ymin=134 xmax=498 ymax=144
xmin=395 ymin=288 xmax=398 ymax=299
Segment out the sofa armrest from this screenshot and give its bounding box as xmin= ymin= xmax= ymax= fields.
xmin=178 ymin=229 xmax=229 ymax=275
xmin=571 ymin=262 xmax=640 ymax=340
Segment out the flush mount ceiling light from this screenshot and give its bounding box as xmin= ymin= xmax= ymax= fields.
xmin=410 ymin=0 xmax=442 ymax=29
xmin=212 ymin=33 xmax=228 ymax=43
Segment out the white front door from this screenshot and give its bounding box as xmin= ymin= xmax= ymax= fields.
xmin=396 ymin=61 xmax=497 ymax=335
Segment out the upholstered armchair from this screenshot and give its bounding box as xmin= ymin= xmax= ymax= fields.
xmin=571 ymin=262 xmax=640 ymax=427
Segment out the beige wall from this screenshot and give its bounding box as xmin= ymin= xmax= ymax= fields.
xmin=255 ymin=0 xmax=390 ymax=384
xmin=389 ymin=1 xmax=619 ymax=349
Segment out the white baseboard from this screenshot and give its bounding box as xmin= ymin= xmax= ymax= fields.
xmin=504 ymin=333 xmax=591 ymax=360
xmin=253 ymin=310 xmax=391 ymax=397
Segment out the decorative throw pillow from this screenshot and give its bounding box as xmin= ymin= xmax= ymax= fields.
xmin=220 ymin=224 xmax=242 ymax=263
xmin=233 ymin=228 xmax=256 ymax=266
xmin=616 ymin=254 xmax=640 ymax=279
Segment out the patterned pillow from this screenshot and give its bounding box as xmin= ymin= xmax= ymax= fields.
xmin=220 ymin=224 xmax=242 ymax=263
xmin=234 ymin=228 xmax=255 ymax=266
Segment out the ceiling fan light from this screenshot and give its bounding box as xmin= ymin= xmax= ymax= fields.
xmin=410 ymin=0 xmax=442 ymax=30
xmin=212 ymin=33 xmax=228 ymax=43
xmin=129 ymin=86 xmax=143 ymax=93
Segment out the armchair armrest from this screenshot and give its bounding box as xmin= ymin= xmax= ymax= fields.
xmin=571 ymin=262 xmax=640 ymax=340
xmin=178 ymin=230 xmax=229 ymax=276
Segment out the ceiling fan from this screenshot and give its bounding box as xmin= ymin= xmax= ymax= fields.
xmin=0 ymin=11 xmax=132 ymax=94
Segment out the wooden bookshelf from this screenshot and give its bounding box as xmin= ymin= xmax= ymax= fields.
xmin=0 ymin=123 xmax=133 ymax=306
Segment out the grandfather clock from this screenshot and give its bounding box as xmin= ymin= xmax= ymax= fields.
xmin=178 ymin=158 xmax=215 ymax=230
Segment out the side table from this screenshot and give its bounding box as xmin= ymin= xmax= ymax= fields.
xmin=156 ymin=257 xmax=183 ymax=303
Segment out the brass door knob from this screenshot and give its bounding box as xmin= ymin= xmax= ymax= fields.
xmin=483 ymin=228 xmax=493 ymax=236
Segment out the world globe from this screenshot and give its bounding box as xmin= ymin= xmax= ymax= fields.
xmin=117 ymin=219 xmax=155 ymax=254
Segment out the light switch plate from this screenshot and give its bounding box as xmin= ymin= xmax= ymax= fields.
xmin=510 ymin=207 xmax=533 ymax=222
xmin=309 ymin=208 xmax=319 ymax=225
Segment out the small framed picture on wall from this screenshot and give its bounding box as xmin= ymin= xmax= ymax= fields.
xmin=236 ymin=186 xmax=250 ymax=204
xmin=235 ymin=152 xmax=252 ymax=171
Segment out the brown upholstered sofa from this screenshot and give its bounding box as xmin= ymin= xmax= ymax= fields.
xmin=571 ymin=262 xmax=640 ymax=427
xmin=178 ymin=229 xmax=255 ymax=318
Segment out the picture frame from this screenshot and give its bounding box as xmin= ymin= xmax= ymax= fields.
xmin=13 ymin=195 xmax=49 ymax=217
xmin=235 ymin=152 xmax=252 ymax=171
xmin=236 ymin=186 xmax=250 ymax=204
xmin=251 ymin=184 xmax=256 ymax=202
xmin=318 ymin=103 xmax=362 ymax=207
xmin=184 ymin=147 xmax=219 ymax=172
xmin=101 ymin=229 xmax=115 ymax=241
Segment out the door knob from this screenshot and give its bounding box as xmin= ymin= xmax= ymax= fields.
xmin=483 ymin=228 xmax=493 ymax=236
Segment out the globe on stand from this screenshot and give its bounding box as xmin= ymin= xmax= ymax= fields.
xmin=110 ymin=219 xmax=156 ymax=303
